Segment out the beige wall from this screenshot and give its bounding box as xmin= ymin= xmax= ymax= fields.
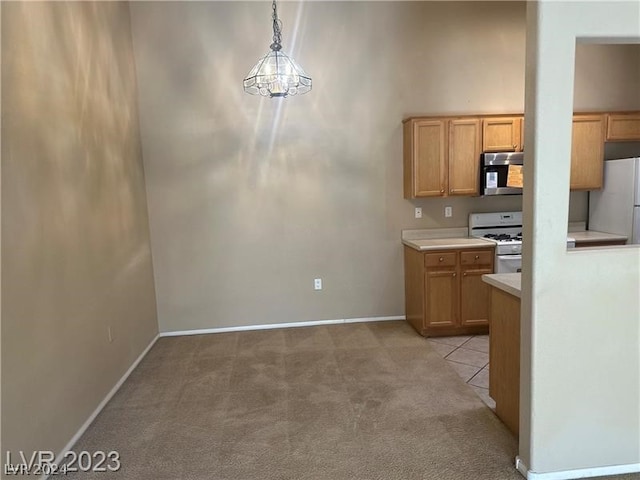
xmin=575 ymin=43 xmax=640 ymax=111
xmin=130 ymin=1 xmax=640 ymax=333
xmin=1 ymin=1 xmax=157 ymax=461
xmin=521 ymin=0 xmax=640 ymax=476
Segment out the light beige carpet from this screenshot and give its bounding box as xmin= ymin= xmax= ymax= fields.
xmin=65 ymin=321 xmax=634 ymax=480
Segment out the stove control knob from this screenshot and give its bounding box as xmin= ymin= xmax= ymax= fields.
xmin=512 ymin=245 xmax=519 ymax=252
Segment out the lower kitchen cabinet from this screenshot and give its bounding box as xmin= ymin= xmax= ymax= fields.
xmin=404 ymin=246 xmax=494 ymax=337
xmin=422 ymin=252 xmax=458 ymax=328
xmin=460 ymin=266 xmax=493 ymax=326
xmin=487 ymin=286 xmax=521 ymax=436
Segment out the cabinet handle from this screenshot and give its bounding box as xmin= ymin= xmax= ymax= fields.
xmin=513 ymin=144 xmax=517 ymax=149
xmin=475 ymin=255 xmax=479 ymax=259
xmin=463 ymin=272 xmax=467 ymax=276
xmin=452 ymin=273 xmax=456 ymax=277
xmin=440 ymin=189 xmax=445 ymax=194
xmin=439 ymin=257 xmax=444 ymax=262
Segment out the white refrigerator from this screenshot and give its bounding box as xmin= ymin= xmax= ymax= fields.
xmin=588 ymin=157 xmax=640 ymax=244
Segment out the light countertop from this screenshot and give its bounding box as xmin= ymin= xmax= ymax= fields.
xmin=400 ymin=225 xmax=627 ymax=253
xmin=401 ymin=227 xmax=495 ymax=251
xmin=482 ymin=273 xmax=521 ymax=298
xmin=570 ymin=230 xmax=628 ymax=244
xmin=403 ymin=237 xmax=495 ymax=251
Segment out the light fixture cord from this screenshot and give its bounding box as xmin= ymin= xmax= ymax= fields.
xmin=270 ymin=0 xmax=283 ymax=51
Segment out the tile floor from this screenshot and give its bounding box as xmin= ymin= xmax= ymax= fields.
xmin=427 ymin=334 xmax=496 ymax=410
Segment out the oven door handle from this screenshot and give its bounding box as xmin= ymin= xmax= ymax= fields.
xmin=496 ymin=254 xmax=522 ymax=260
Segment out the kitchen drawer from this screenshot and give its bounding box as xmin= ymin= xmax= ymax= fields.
xmin=461 ymin=250 xmax=493 ymax=266
xmin=425 ymin=252 xmax=457 ymax=268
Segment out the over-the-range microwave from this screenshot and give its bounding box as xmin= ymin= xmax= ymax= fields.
xmin=481 ymin=152 xmax=524 ymax=196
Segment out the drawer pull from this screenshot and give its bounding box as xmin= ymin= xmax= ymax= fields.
xmin=463 ymin=272 xmax=467 ymax=276
xmin=475 ymin=255 xmax=479 ymax=259
xmin=439 ymin=257 xmax=444 ymax=262
xmin=452 ymin=273 xmax=456 ymax=277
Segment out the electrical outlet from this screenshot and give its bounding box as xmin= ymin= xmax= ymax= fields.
xmin=108 ymin=326 xmax=113 ymax=343
xmin=444 ymin=206 xmax=453 ymax=218
xmin=314 ymin=278 xmax=322 ymax=290
xmin=415 ymin=207 xmax=422 ymax=219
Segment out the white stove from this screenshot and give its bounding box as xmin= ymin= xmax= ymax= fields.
xmin=469 ymin=212 xmax=524 ymax=255
xmin=469 ymin=211 xmax=575 ymax=273
xmin=469 ymin=212 xmax=524 ymax=273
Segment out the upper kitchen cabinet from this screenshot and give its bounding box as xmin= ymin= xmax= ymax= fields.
xmin=448 ymin=119 xmax=482 ymax=196
xmin=403 ymin=117 xmax=481 ymax=198
xmin=482 ymin=116 xmax=524 ymax=152
xmin=403 ymin=119 xmax=447 ymax=197
xmin=570 ymin=114 xmax=606 ymax=190
xmin=606 ymin=112 xmax=640 ymax=141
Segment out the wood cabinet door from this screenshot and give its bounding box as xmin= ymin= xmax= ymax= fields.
xmin=482 ymin=117 xmax=523 ymax=152
xmin=488 ymin=288 xmax=521 ymax=435
xmin=606 ymin=112 xmax=640 ymax=141
xmin=460 ymin=267 xmax=493 ymax=327
xmin=404 ymin=119 xmax=446 ymax=198
xmin=448 ymin=119 xmax=481 ymax=196
xmin=424 ymin=270 xmax=458 ymax=328
xmin=571 ymin=115 xmax=606 ymax=190
xmin=403 ymin=247 xmax=426 ymax=334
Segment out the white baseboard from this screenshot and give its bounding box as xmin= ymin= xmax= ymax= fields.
xmin=515 ymin=456 xmax=640 ymax=480
xmin=160 ymin=315 xmax=406 ymax=337
xmin=45 ymin=334 xmax=160 ymax=480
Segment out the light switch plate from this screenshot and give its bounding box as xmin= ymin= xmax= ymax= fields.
xmin=415 ymin=207 xmax=422 ymax=219
xmin=445 ymin=206 xmax=453 ymax=218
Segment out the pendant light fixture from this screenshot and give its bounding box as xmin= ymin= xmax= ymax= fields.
xmin=243 ymin=0 xmax=312 ymax=98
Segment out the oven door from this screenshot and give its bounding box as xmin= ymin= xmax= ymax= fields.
xmin=495 ymin=254 xmax=522 ymax=274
